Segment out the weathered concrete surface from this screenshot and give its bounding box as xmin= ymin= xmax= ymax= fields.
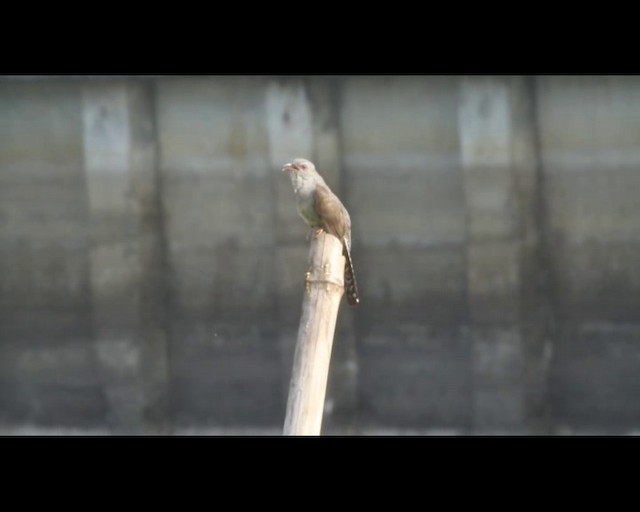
xmin=82 ymin=79 xmax=170 ymax=434
xmin=535 ymin=76 xmax=640 ymax=430
xmin=1 ymin=75 xmax=640 ymax=434
xmin=0 ymin=80 xmax=105 ymax=427
xmin=537 ymin=76 xmax=640 ymax=324
xmin=357 ymin=326 xmax=472 ymax=429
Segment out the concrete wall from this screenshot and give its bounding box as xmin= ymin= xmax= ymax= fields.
xmin=1 ymin=75 xmax=639 ymax=434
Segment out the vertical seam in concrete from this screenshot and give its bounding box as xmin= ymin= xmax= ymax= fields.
xmin=81 ymin=78 xmax=173 ymax=433
xmin=526 ymin=76 xmax=559 ymax=432
xmin=456 ymin=76 xmax=474 ymax=432
xmin=459 ymin=76 xmax=526 ymax=431
xmin=266 ymin=76 xmax=284 ymax=325
xmin=78 ymin=81 xmax=109 ymax=426
xmin=144 ymin=77 xmax=174 ymax=433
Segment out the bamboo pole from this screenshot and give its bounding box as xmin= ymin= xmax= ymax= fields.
xmin=283 ymin=232 xmax=346 ymax=436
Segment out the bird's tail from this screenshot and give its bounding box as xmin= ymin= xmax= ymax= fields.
xmin=342 ymin=237 xmax=360 ymax=306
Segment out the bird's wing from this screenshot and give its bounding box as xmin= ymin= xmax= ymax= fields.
xmin=313 ymin=184 xmax=349 ymax=241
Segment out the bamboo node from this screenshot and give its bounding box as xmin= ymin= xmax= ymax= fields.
xmin=305 ymin=271 xmax=312 ymax=295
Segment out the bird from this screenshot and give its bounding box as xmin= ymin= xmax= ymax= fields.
xmin=282 ymin=158 xmax=360 ymax=306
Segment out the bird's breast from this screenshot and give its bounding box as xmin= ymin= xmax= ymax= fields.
xmin=296 ymin=198 xmax=321 ymax=227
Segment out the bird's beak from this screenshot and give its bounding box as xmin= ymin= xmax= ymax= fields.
xmin=282 ymin=162 xmax=297 ymax=172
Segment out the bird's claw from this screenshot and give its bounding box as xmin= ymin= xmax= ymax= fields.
xmin=306 ymin=228 xmax=324 ymax=241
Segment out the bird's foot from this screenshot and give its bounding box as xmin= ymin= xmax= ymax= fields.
xmin=306 ymin=227 xmax=324 ymax=241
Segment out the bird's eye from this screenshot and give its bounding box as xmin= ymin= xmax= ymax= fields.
xmin=300 ymin=164 xmax=307 ymax=170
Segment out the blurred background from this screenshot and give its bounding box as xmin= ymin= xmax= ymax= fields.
xmin=1 ymin=75 xmax=639 ymax=435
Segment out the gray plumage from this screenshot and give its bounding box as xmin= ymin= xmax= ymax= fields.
xmin=282 ymin=158 xmax=360 ymax=306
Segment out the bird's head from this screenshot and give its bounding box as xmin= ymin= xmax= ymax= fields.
xmin=282 ymin=158 xmax=316 ymax=176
